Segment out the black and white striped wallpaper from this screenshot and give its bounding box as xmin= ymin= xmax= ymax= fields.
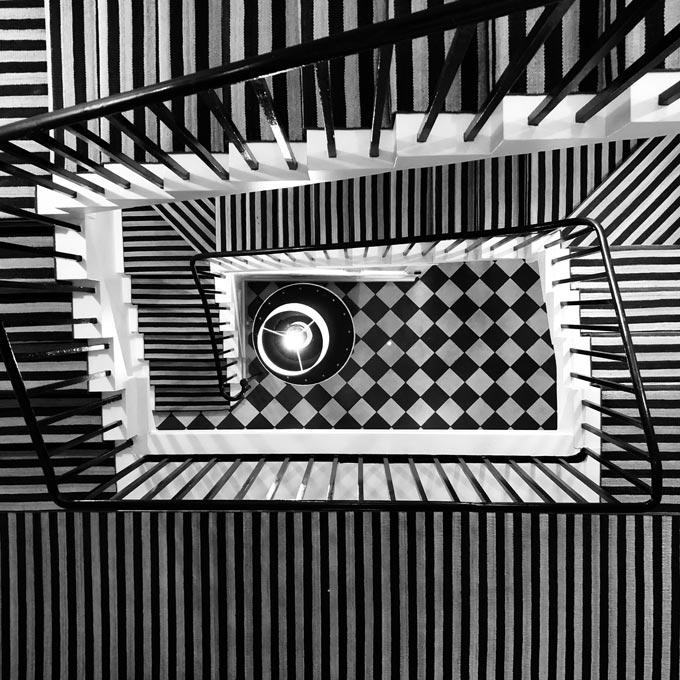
xmin=217 ymin=139 xmax=640 ymax=251
xmin=0 ymin=511 xmax=677 ymax=680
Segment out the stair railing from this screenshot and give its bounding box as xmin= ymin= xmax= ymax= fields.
xmin=0 ymin=0 xmax=675 ymax=194
xmin=190 ymin=216 xmax=662 ymax=509
xmin=1 ymin=216 xmax=662 ymax=509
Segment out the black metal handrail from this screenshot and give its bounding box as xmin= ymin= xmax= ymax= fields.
xmin=0 ymin=0 xmax=556 ymax=144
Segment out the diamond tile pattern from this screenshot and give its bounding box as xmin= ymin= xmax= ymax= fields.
xmin=156 ymin=260 xmax=557 ymax=430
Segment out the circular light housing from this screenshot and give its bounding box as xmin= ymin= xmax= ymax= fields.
xmin=252 ymin=283 xmax=355 ymax=385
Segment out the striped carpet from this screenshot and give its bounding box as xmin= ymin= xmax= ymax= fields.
xmin=0 ymin=0 xmax=48 ymax=207
xmin=0 ymin=511 xmax=678 ymax=680
xmin=567 ymin=135 xmax=680 ymax=504
xmin=122 ymin=207 xmax=224 ymax=411
xmin=573 ymin=135 xmax=680 ymax=246
xmin=571 ymin=246 xmax=680 ymax=505
xmin=153 ymin=199 xmax=217 ymax=253
xmin=0 ymin=218 xmax=115 ymax=509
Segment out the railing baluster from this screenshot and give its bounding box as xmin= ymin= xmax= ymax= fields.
xmin=570 ymin=372 xmax=637 ymax=394
xmin=528 ymin=0 xmax=656 ymax=125
xmin=369 ymin=45 xmax=393 ymax=158
xmin=0 ymin=140 xmax=105 ymax=194
xmin=576 ymin=22 xmax=680 ymax=123
xmin=482 ymin=460 xmax=523 ymax=503
xmin=551 ymin=245 xmax=601 ymax=263
xmin=552 ymin=273 xmax=608 ymax=286
xmin=569 ymin=348 xmax=628 ymax=363
xmin=84 ymin=457 xmax=149 ymax=499
xmin=27 ymin=371 xmax=111 ymax=396
xmin=582 ymin=400 xmax=643 ymax=429
xmin=585 ymin=448 xmax=653 ymax=494
xmin=234 ymin=458 xmax=266 ymax=500
xmin=464 ymin=236 xmax=486 ymax=254
xmin=0 ymin=159 xmax=77 ymax=197
xmin=249 ymin=78 xmax=298 ymax=170
xmin=66 ymin=124 xmax=165 ymax=188
xmin=408 ymin=458 xmax=428 ymax=501
xmin=314 ymin=61 xmax=336 ymax=158
xmin=38 ymin=393 xmax=122 ymax=428
xmin=543 ymin=227 xmax=593 ymax=249
xmin=108 ymin=113 xmax=191 ymax=180
xmin=297 ymin=458 xmax=315 ymax=501
xmin=581 ymin=423 xmax=649 ymax=458
xmin=205 ymin=459 xmax=241 ymax=500
xmin=141 ymin=459 xmax=195 ymax=500
xmin=433 ymin=458 xmax=459 ymax=502
xmin=464 ymin=0 xmax=574 ymax=141
xmin=531 ymin=459 xmax=587 ymax=503
xmin=561 ymin=323 xmax=618 ymax=332
xmin=556 ymin=460 xmax=619 ymax=503
xmin=0 ymin=280 xmax=96 ymax=295
xmin=327 ymin=457 xmax=339 ymax=501
xmin=444 ymin=239 xmax=465 ymax=253
xmin=357 ymin=458 xmax=364 ymax=502
xmin=171 ymin=459 xmax=219 ymax=500
xmin=0 ymin=205 xmax=80 ymax=231
xmin=199 ymin=89 xmax=258 ymax=170
xmin=383 ymin=458 xmax=396 ymax=501
xmin=59 ymin=438 xmax=135 ymax=483
xmin=658 ymin=80 xmax=680 ymax=106
xmin=417 ymin=24 xmax=475 ymax=142
xmin=0 ymin=241 xmax=81 ymax=261
xmin=32 ymin=132 xmax=132 ymax=189
xmin=49 ymin=422 xmax=123 ymax=457
xmin=266 ymin=457 xmax=290 ymax=501
xmin=149 ymin=101 xmax=229 ymax=179
xmin=507 ymin=460 xmax=554 ymax=503
xmin=457 ymin=458 xmax=490 ymax=502
xmin=109 ymin=459 xmax=170 ymax=500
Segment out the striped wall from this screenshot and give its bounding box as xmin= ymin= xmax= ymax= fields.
xmin=0 ymin=511 xmax=678 ymax=680
xmin=47 ymin=0 xmax=304 ymax=161
xmin=574 ymin=135 xmax=680 ymax=245
xmin=0 ymin=0 xmax=49 ymax=208
xmin=217 ymin=139 xmax=639 ymax=251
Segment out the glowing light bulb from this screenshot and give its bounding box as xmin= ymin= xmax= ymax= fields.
xmin=282 ymin=323 xmax=309 ymax=352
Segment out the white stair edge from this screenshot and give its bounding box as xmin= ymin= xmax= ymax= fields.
xmin=35 ymin=73 xmax=680 ymax=217
xmin=140 ymin=428 xmax=576 ymax=457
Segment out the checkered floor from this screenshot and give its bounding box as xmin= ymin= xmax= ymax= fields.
xmin=156 ymin=260 xmax=557 ymax=431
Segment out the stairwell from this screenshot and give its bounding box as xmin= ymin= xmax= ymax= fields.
xmin=0 ymin=0 xmax=679 ymax=674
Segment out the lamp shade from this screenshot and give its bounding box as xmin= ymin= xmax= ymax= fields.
xmin=252 ymin=283 xmax=355 ymax=385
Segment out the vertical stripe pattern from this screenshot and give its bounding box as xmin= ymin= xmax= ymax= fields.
xmin=48 ymin=0 xmax=303 ymax=151
xmin=0 ymin=512 xmax=678 ymax=679
xmin=217 ymin=140 xmax=639 ymax=251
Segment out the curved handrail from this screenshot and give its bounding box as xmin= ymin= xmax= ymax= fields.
xmin=191 ymin=217 xmax=663 ymax=506
xmin=0 ymin=0 xmax=557 ymax=143
xmin=189 ymin=260 xmax=253 ymax=404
